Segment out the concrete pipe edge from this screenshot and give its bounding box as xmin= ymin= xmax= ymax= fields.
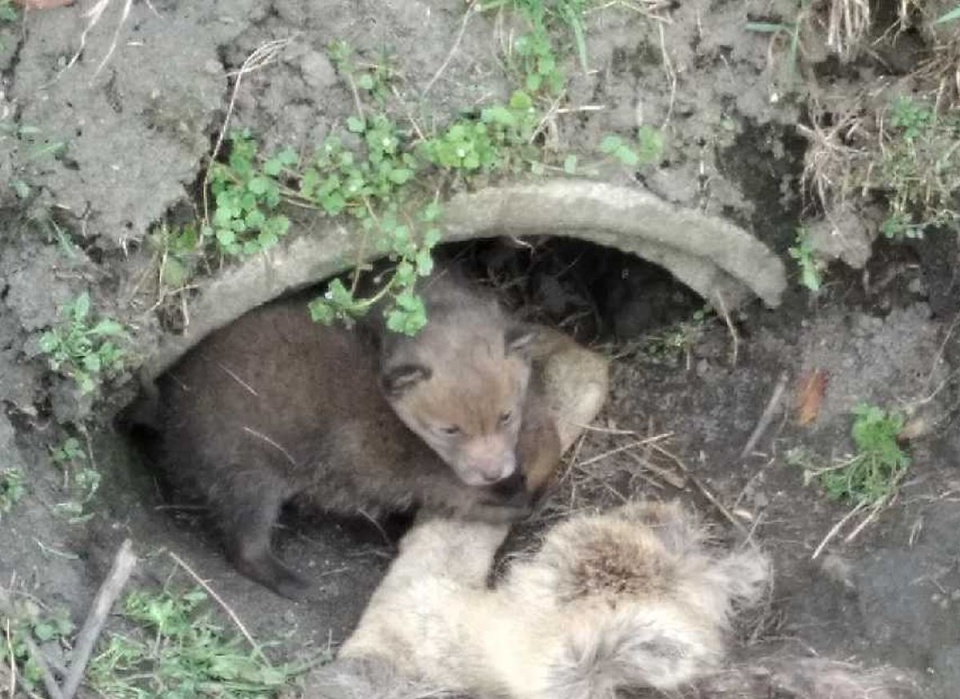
xmin=141 ymin=179 xmax=786 ymax=383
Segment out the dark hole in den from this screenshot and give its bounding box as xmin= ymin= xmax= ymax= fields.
xmin=438 ymin=236 xmax=702 ymax=344
xmin=122 ymin=235 xmax=701 ymax=563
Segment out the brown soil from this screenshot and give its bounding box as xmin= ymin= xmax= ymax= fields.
xmin=1 ymin=2 xmax=959 ymax=698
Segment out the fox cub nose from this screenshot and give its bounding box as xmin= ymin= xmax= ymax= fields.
xmin=475 ymin=454 xmax=517 ymax=483
xmin=488 ymin=470 xmax=529 ymax=506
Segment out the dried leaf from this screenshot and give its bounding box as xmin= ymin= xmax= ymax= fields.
xmin=795 ymin=369 xmax=828 ymax=426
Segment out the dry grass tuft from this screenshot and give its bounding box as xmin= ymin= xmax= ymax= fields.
xmin=800 ymin=77 xmax=960 ymax=239
xmin=820 ymin=0 xmax=871 ymax=60
xmin=797 ymin=99 xmax=876 ymax=212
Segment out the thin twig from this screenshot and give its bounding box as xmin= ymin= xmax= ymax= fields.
xmin=57 ymin=0 xmax=113 ymax=78
xmin=575 ymin=423 xmax=644 ymax=436
xmin=811 ymin=501 xmax=867 ymax=560
xmin=23 ymin=636 xmax=65 ymax=699
xmin=715 ymin=292 xmax=739 ymax=367
xmin=843 ymin=500 xmax=885 ymax=544
xmin=651 ymin=444 xmax=746 ymax=534
xmin=4 ymin=618 xmax=15 ymax=699
xmin=92 ymin=0 xmax=132 ymax=77
xmin=167 ymin=551 xmax=269 ymax=664
xmin=627 ymin=451 xmax=686 ymax=489
xmin=62 ymin=539 xmax=138 ymax=699
xmin=422 ymin=1 xmax=477 ymax=97
xmin=576 ymin=433 xmax=673 ymax=467
xmin=739 ymin=371 xmax=790 ymax=460
xmin=203 ymin=38 xmax=292 ymax=224
xmin=657 ymin=20 xmax=677 ymax=129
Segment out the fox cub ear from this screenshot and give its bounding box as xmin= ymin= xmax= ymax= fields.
xmin=380 ymin=363 xmax=432 ymax=398
xmin=504 ymin=325 xmax=537 ymax=358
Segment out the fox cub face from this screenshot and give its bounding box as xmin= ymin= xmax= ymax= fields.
xmin=382 ymin=324 xmax=535 ymax=487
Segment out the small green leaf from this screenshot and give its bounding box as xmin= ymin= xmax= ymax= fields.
xmin=415 ymin=248 xmax=433 ymax=276
xmin=389 ymin=168 xmax=414 ymax=184
xmin=421 ymin=203 xmax=442 ymax=222
xmin=480 ymin=105 xmax=517 ymax=126
xmin=509 ymin=90 xmax=533 ymax=111
xmin=216 ymin=228 xmax=236 ymax=246
xmin=935 ymin=6 xmax=960 ymax=24
xmin=82 ymin=354 xmax=101 ymax=373
xmin=614 ymin=145 xmax=639 ymax=167
xmin=347 ymin=116 xmax=366 ymax=133
xmin=801 ymin=265 xmax=821 ymax=292
xmin=90 ymin=319 xmax=125 ymax=337
xmin=563 ymin=154 xmax=578 ymax=174
xmin=423 ymin=228 xmax=442 ymax=248
xmin=278 ymin=146 xmax=298 ymax=166
xmin=262 ymin=159 xmax=282 ymax=177
xmin=11 ymin=180 xmax=30 ymax=199
xmin=307 ymin=298 xmax=337 ymax=325
xmin=599 ymin=135 xmax=622 ymax=154
xmin=39 ymin=332 xmax=59 ymax=353
xmin=357 ymin=74 xmax=375 ymax=91
xmin=71 ymin=292 xmax=91 ymax=320
xmin=245 ymin=209 xmax=267 ymax=229
xmin=745 ymin=21 xmax=789 ymax=33
xmin=637 ymin=125 xmax=664 ymax=164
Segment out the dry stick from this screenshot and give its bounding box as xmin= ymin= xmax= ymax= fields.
xmin=61 ymin=538 xmax=137 ymax=699
xmin=58 ymin=0 xmax=114 ymax=77
xmin=576 ymin=433 xmax=673 ymax=467
xmin=203 ymin=38 xmax=292 ymax=223
xmin=23 ymin=636 xmax=65 ymax=699
xmin=738 ymin=371 xmax=790 ymax=460
xmin=627 ymin=450 xmax=685 ymax=489
xmin=92 ymin=0 xmax=132 ymax=77
xmin=715 ymin=292 xmax=739 ymax=367
xmin=4 ymin=618 xmax=16 ymax=699
xmin=651 ymin=443 xmax=747 ymax=534
xmin=844 ymin=501 xmax=885 ymax=544
xmin=166 ymin=551 xmax=268 ymax=664
xmin=811 ymin=501 xmax=866 ymax=561
xmin=421 ymin=0 xmax=477 ymax=98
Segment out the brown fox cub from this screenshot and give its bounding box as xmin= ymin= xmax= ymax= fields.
xmin=155 ymin=273 xmax=608 ymax=598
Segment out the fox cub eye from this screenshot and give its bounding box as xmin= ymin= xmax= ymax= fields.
xmin=439 ymin=425 xmax=461 ymax=436
xmin=498 ymin=410 xmax=514 ymax=425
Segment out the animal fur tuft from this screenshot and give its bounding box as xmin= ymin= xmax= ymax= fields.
xmin=694 ymin=658 xmax=926 ymax=699
xmin=518 ymin=502 xmax=771 ymax=697
xmin=301 ymin=656 xmax=464 ymax=699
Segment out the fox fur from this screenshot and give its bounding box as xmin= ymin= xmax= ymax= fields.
xmin=321 ymin=501 xmax=770 ymax=699
xmin=306 ymin=657 xmax=923 ymax=699
xmin=151 ymin=270 xmax=609 ymax=597
xmin=301 ymin=503 xmax=924 ymax=699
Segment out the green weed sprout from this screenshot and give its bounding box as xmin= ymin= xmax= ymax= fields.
xmin=877 ymin=97 xmax=960 ymax=239
xmin=799 ymin=404 xmax=911 ymax=506
xmin=50 ymin=436 xmax=101 ymax=523
xmin=0 ymin=467 xmax=25 ymax=516
xmin=599 ymin=127 xmax=664 ymax=168
xmin=39 ymin=292 xmax=128 ymax=394
xmin=788 ymin=227 xmax=825 ymax=292
xmin=206 ymin=131 xmax=292 ymax=256
xmin=0 ymin=604 xmax=74 ymax=693
xmin=89 ymin=587 xmax=313 ymax=698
